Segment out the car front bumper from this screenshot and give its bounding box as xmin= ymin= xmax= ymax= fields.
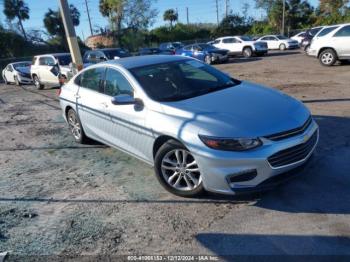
xmin=193 ymin=120 xmax=319 ymax=195
xmin=307 ymin=48 xmax=318 ymax=57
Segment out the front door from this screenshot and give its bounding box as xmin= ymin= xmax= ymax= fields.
xmin=332 ymin=25 xmax=350 ymax=57
xmin=102 ymin=67 xmax=151 ymax=161
xmin=39 ymin=56 xmax=59 ymax=84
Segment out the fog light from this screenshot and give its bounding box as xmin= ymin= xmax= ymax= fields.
xmin=227 ymin=169 xmax=257 ymax=183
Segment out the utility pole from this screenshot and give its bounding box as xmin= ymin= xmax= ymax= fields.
xmin=186 ymin=7 xmax=189 ymax=25
xmin=215 ymin=0 xmax=219 ymax=25
xmin=84 ymin=0 xmax=93 ymax=36
xmin=58 ymin=0 xmax=83 ymax=71
xmin=282 ymin=0 xmax=285 ymax=35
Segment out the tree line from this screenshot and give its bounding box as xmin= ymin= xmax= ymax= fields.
xmin=1 ymin=0 xmax=350 ymax=58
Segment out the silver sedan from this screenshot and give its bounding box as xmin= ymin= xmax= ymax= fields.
xmin=59 ymin=55 xmax=318 ymax=197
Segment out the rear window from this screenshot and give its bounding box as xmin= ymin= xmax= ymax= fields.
xmin=317 ymin=26 xmax=339 ymax=37
xmin=55 ymin=55 xmax=72 ymax=66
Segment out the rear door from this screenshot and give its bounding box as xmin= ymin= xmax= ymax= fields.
xmin=76 ymin=66 xmax=112 ymax=140
xmin=332 ymin=25 xmax=350 ymax=57
xmin=192 ymin=45 xmax=205 ymax=60
xmin=39 ymin=56 xmax=59 ymax=84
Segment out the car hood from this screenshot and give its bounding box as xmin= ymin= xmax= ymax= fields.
xmin=161 ymin=81 xmax=310 ymax=138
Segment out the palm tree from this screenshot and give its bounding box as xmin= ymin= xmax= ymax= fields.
xmin=163 ymin=9 xmax=178 ymax=27
xmin=3 ymin=0 xmax=30 ymax=40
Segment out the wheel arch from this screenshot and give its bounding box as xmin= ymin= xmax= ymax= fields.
xmin=242 ymin=45 xmax=253 ymax=51
xmin=152 ymin=135 xmax=184 ymax=159
xmin=318 ymin=47 xmax=338 ymax=58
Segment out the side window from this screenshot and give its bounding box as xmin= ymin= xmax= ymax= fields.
xmin=80 ymin=67 xmax=105 ymax=92
xmin=261 ymin=37 xmax=269 ymax=41
xmin=39 ymin=57 xmax=46 ymax=65
xmin=46 ymin=57 xmax=55 ymax=66
xmin=213 ymin=40 xmax=220 ymax=44
xmin=334 ymin=25 xmax=350 ymax=37
xmin=222 ymin=38 xmax=234 ymax=43
xmin=104 ymin=68 xmax=133 ymax=97
xmin=32 ymin=57 xmax=37 ymax=65
xmin=183 ymin=45 xmax=192 ymax=51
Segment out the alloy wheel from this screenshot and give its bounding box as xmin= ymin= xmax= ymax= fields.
xmin=321 ymin=53 xmax=334 ymax=65
xmin=68 ymin=111 xmax=81 ymax=140
xmin=161 ymin=149 xmax=202 ymax=191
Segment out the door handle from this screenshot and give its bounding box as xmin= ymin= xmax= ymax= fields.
xmin=101 ymin=102 xmax=108 ymax=108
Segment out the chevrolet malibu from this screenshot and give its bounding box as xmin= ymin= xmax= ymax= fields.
xmin=59 ymin=55 xmax=319 ymax=197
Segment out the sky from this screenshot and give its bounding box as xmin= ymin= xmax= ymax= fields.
xmin=0 ymin=0 xmax=319 ymax=40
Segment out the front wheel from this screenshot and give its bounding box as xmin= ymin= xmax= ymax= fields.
xmin=14 ymin=76 xmax=20 ymax=86
xmin=204 ymin=55 xmax=212 ymax=64
xmin=319 ymin=49 xmax=337 ymax=66
xmin=154 ymin=140 xmax=204 ymax=197
xmin=279 ymin=44 xmax=286 ymax=51
xmin=33 ymin=75 xmax=44 ymax=90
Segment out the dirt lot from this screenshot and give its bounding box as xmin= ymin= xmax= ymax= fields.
xmin=0 ymin=51 xmax=349 ymax=260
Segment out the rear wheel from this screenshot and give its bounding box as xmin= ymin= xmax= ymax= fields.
xmin=243 ymin=47 xmax=253 ymax=58
xmin=279 ymin=44 xmax=286 ymax=51
xmin=319 ymin=49 xmax=337 ymax=66
xmin=67 ymin=109 xmax=88 ymax=144
xmin=154 ymin=139 xmax=204 ymax=197
xmin=33 ymin=75 xmax=44 ymax=90
xmin=3 ymin=76 xmax=8 ymax=85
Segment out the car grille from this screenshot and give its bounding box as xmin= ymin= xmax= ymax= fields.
xmin=264 ymin=116 xmax=312 ymax=141
xmin=267 ymin=130 xmax=318 ymax=168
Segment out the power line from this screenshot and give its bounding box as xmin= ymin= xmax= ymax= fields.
xmin=215 ymin=0 xmax=219 ymax=25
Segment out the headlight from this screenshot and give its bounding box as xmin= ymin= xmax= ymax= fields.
xmin=199 ymin=135 xmax=262 ymax=151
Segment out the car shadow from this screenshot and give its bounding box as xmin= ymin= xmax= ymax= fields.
xmin=266 ymin=51 xmax=301 ymax=57
xmin=228 ymin=57 xmax=262 ymax=64
xmin=196 ymin=233 xmax=350 ymax=255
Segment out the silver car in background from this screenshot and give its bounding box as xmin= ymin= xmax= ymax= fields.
xmin=59 ymin=55 xmax=318 ymax=197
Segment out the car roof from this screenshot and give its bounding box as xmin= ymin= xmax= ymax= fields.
xmin=101 ymin=55 xmax=189 ymax=69
xmin=35 ymin=53 xmax=70 ymax=57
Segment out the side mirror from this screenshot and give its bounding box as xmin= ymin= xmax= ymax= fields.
xmin=111 ymin=94 xmax=136 ymax=105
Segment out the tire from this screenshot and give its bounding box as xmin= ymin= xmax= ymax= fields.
xmin=319 ymin=49 xmax=337 ymax=66
xmin=279 ymin=44 xmax=286 ymax=51
xmin=33 ymin=75 xmax=44 ymax=90
xmin=67 ymin=108 xmax=88 ymax=144
xmin=3 ymin=76 xmax=8 ymax=85
xmin=14 ymin=76 xmax=20 ymax=86
xmin=204 ymin=55 xmax=212 ymax=65
xmin=243 ymin=47 xmax=253 ymax=58
xmin=154 ymin=139 xmax=204 ymax=197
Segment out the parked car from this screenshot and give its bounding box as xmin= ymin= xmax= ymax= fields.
xmin=301 ymin=26 xmax=324 ymax=52
xmin=307 ymin=23 xmax=350 ymax=66
xmin=291 ymin=31 xmax=306 ymax=44
xmin=175 ymin=43 xmax=229 ymax=64
xmin=59 ymin=55 xmax=319 ymax=197
xmin=83 ymin=48 xmax=131 ymax=64
xmin=257 ymin=35 xmax=299 ymax=50
xmin=2 ymin=61 xmax=32 ymax=85
xmin=159 ymin=42 xmax=184 ymax=54
xmin=31 ymin=53 xmax=72 ymax=89
xmin=213 ymin=36 xmax=268 ymax=57
xmin=138 ymin=47 xmax=173 ymax=56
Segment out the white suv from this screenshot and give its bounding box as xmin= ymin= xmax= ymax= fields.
xmin=31 ymin=53 xmax=72 ymax=89
xmin=213 ymin=36 xmax=268 ymax=57
xmin=308 ymin=23 xmax=350 ymax=66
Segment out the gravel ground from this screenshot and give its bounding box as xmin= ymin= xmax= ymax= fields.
xmin=0 ymin=51 xmax=349 ymax=260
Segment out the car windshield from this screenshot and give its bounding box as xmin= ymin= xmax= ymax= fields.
xmin=13 ymin=62 xmax=30 ymax=69
xmin=276 ymin=35 xmax=288 ymax=40
xmin=172 ymin=43 xmax=183 ymax=49
xmin=104 ymin=49 xmax=128 ymax=59
xmin=240 ymin=36 xmax=253 ymax=41
xmin=317 ymin=26 xmax=339 ymax=37
xmin=55 ymin=55 xmax=72 ymax=66
xmin=130 ymin=59 xmax=240 ymax=102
